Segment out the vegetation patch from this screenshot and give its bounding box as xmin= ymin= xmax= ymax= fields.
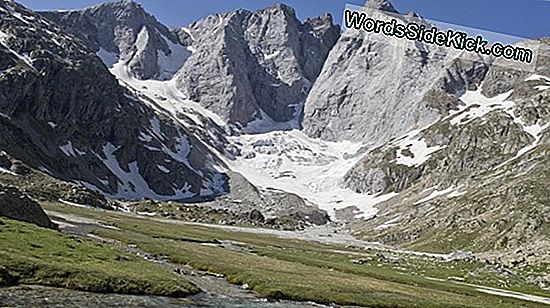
xmin=0 ymin=217 xmax=199 ymax=297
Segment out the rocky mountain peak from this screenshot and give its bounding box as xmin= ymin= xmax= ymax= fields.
xmin=263 ymin=3 xmax=296 ymax=16
xmin=40 ymin=0 xmax=188 ymax=80
xmin=175 ymin=5 xmax=340 ymax=127
xmin=364 ymin=0 xmax=398 ymax=13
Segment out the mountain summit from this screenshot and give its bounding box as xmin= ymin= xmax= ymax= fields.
xmin=41 ymin=0 xmax=189 ymax=80
xmin=364 ymin=0 xmax=398 ymax=13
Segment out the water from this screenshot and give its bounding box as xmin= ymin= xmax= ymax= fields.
xmin=0 ymin=286 xmax=326 ymax=307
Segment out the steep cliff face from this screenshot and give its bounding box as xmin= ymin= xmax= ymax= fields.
xmin=40 ymin=0 xmax=190 ymax=80
xmin=42 ymin=2 xmax=340 ymax=129
xmin=176 ymin=4 xmax=340 ymax=127
xmin=0 ymin=0 xmax=226 ymax=201
xmin=301 ymin=5 xmax=489 ymax=144
xmin=343 ymin=40 xmax=549 ymax=194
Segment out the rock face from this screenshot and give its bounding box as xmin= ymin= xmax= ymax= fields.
xmin=0 ymin=0 xmax=226 ymax=201
xmin=176 ymin=4 xmax=340 ymax=127
xmin=302 ymin=5 xmax=488 ymax=144
xmin=344 ymin=39 xmax=550 ymax=259
xmin=0 ymin=184 xmax=56 ymax=229
xmin=40 ymin=0 xmax=190 ymax=80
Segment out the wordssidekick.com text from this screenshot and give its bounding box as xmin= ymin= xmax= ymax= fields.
xmin=344 ymin=9 xmax=534 ymax=64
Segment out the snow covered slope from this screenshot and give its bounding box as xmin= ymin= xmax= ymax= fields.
xmin=0 ymin=0 xmax=227 ymax=201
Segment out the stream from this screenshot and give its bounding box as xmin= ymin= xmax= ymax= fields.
xmin=0 ymin=285 xmax=325 ymax=307
xmin=7 ymin=210 xmax=332 ymax=308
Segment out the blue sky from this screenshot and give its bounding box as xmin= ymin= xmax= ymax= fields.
xmin=18 ymin=0 xmax=549 ymax=39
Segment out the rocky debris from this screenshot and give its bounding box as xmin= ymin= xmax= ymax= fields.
xmin=130 ymin=198 xmax=326 ymax=231
xmin=0 ymin=184 xmax=56 ymax=229
xmin=176 ymin=4 xmax=340 ymax=126
xmin=208 ymin=171 xmax=330 ymax=228
xmin=61 ymin=187 xmax=115 ymax=210
xmin=246 ymin=209 xmax=265 ymax=223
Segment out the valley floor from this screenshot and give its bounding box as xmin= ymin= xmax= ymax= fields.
xmin=2 ymin=202 xmax=549 ymax=307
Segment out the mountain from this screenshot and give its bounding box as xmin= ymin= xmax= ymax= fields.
xmin=341 ymin=39 xmax=550 ymax=263
xmin=1 ymin=0 xmax=549 ymax=266
xmin=40 ymin=0 xmax=190 ymax=80
xmin=295 ymin=0 xmax=549 ymax=263
xmin=43 ymin=2 xmax=340 ymax=128
xmin=302 ymin=5 xmax=488 ymax=144
xmin=0 ymin=0 xmax=227 ymax=201
xmin=175 ymin=4 xmax=340 ymax=127
xmin=1 ymin=0 xmax=332 ymax=228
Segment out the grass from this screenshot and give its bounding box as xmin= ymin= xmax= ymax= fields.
xmin=0 ymin=217 xmax=199 ymax=297
xmin=42 ymin=202 xmax=550 ymax=307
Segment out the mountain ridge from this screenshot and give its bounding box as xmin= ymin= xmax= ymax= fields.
xmin=1 ymin=0 xmax=549 ymax=266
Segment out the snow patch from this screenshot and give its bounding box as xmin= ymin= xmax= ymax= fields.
xmin=137 ymin=211 xmax=158 ymax=217
xmin=450 ymin=89 xmax=515 ymax=126
xmin=264 ymin=50 xmax=280 ymax=60
xmin=161 ymin=136 xmax=190 ymax=165
xmin=156 ymin=31 xmax=190 ymax=80
xmin=138 ymin=132 xmax=153 ymax=142
xmin=0 ymin=167 xmax=16 ymax=176
xmin=244 ymin=103 xmax=304 ymax=134
xmin=59 ymin=141 xmax=85 ymax=157
xmin=59 ymin=199 xmax=91 ymax=208
xmin=395 ymin=138 xmax=446 ymax=167
xmin=448 ymin=188 xmax=467 ymax=198
xmin=415 ymin=187 xmax=456 ymax=205
xmin=110 ymin=60 xmax=226 ymax=129
xmin=157 ymin=164 xmax=170 ymax=173
xmin=375 ymin=215 xmax=402 ymax=230
xmin=149 ymin=116 xmax=165 ymax=141
xmin=525 ymin=74 xmax=550 ymax=82
xmin=98 ymin=142 xmax=196 ymax=200
xmin=134 ymin=26 xmax=150 ymax=56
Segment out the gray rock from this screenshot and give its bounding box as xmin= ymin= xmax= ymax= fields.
xmin=302 ymin=4 xmax=489 ymax=144
xmin=176 ymin=4 xmax=340 ymax=127
xmin=0 ymin=1 xmax=227 ymax=201
xmin=0 ymin=184 xmax=56 ymax=229
xmin=41 ymin=0 xmax=189 ymax=80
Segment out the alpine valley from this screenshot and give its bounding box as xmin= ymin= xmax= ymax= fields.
xmin=0 ymin=0 xmax=549 ymax=306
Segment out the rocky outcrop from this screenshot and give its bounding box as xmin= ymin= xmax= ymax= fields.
xmin=343 ymin=39 xmax=550 ymax=260
xmin=209 ymin=171 xmax=330 ymax=226
xmin=40 ymin=0 xmax=189 ymax=80
xmin=0 ymin=0 xmax=227 ymax=201
xmin=176 ymin=4 xmax=340 ymax=127
xmin=302 ymin=3 xmax=489 ymax=144
xmin=344 ymin=39 xmax=550 ymax=195
xmin=0 ymin=184 xmax=56 ymax=229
